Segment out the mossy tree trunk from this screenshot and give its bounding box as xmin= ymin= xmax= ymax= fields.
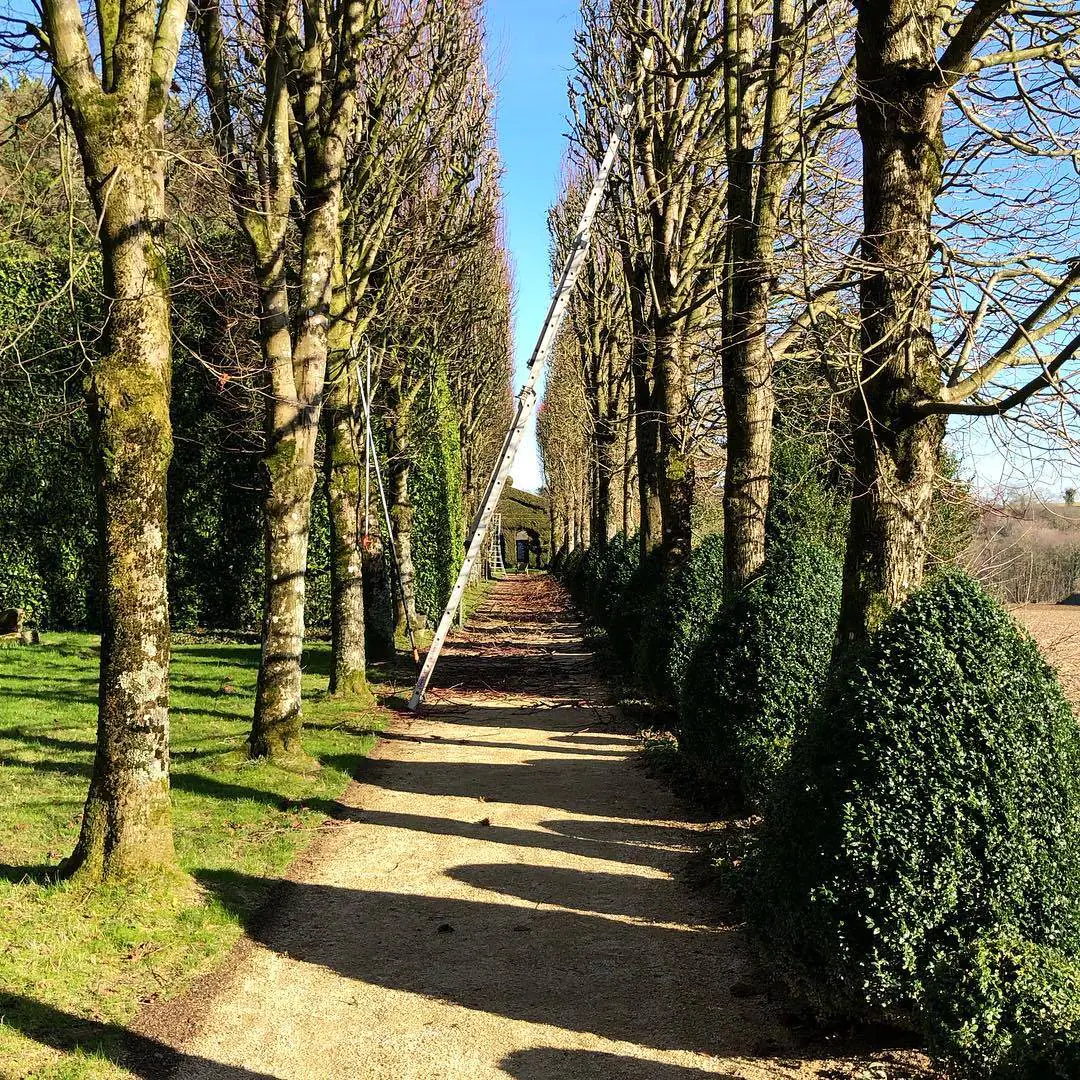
xmin=323 ymin=339 xmax=372 ymax=700
xmin=385 ymin=392 xmax=418 ymax=634
xmin=837 ymin=1 xmax=949 ymax=647
xmin=195 ymin=0 xmax=368 ymax=759
xmin=252 ymin=171 xmax=350 ymax=759
xmin=253 ymin=415 xmax=319 ymax=758
xmin=654 ymin=320 xmax=694 ymax=569
xmin=72 ymin=180 xmax=176 ymax=879
xmin=39 ymin=0 xmax=187 ymax=880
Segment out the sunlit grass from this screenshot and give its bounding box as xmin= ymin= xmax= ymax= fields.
xmin=0 ymin=634 xmax=389 ymax=1078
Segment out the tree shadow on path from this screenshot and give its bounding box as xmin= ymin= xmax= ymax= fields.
xmin=338 ymin=807 xmax=686 ymax=871
xmin=193 ymin=868 xmax=921 ymax=1066
xmin=500 ymin=1047 xmax=738 ymax=1080
xmin=0 ymin=992 xmax=276 ymax=1080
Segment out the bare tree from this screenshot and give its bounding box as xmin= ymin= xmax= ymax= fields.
xmin=572 ymin=0 xmax=726 ymax=568
xmin=839 ymin=0 xmax=1080 ymax=644
xmin=715 ymin=0 xmax=853 ymax=594
xmin=539 ymin=328 xmax=594 ymax=556
xmin=193 ymin=0 xmax=371 ymax=760
xmin=355 ymin=21 xmax=498 ymax=634
xmin=549 ymin=168 xmax=634 ymax=546
xmin=445 ymin=221 xmax=515 ymax=527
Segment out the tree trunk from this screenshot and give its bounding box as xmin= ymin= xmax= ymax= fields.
xmin=837 ymin=0 xmax=948 ymax=647
xmin=363 ymin=539 xmax=396 ymax=661
xmin=622 ymin=409 xmax=635 ymax=535
xmin=67 ymin=174 xmax=174 ymax=880
xmin=253 ymin=415 xmax=317 ymax=759
xmin=250 ymin=69 xmax=353 ymax=753
xmin=722 ymin=280 xmax=774 ymax=596
xmin=323 ymin=352 xmax=372 ymax=701
xmin=632 ymin=351 xmax=663 ymax=557
xmin=594 ymin=425 xmax=616 ymax=546
xmin=654 ymin=323 xmax=694 ymax=569
xmin=387 ymin=415 xmax=417 ymax=634
xmin=252 ymin=201 xmax=342 ymax=758
xmin=719 ymin=0 xmax=800 ymax=598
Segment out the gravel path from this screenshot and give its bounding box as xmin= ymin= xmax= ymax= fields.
xmin=145 ymin=576 xmax=930 ymax=1080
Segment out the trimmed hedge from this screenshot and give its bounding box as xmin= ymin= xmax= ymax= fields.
xmin=924 ymin=933 xmax=1080 ymax=1079
xmin=564 ymin=533 xmax=640 ymax=628
xmin=412 ymin=366 xmax=464 ymax=620
xmin=752 ymin=571 xmax=1080 ymax=1024
xmin=766 ymin=436 xmax=848 ymax=557
xmin=634 ymin=533 xmax=724 ymax=703
xmin=678 ymin=539 xmax=841 ymax=808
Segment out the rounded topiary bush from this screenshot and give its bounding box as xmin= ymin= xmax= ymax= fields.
xmin=605 ymin=545 xmax=662 ymax=667
xmin=591 ymin=532 xmax=640 ymax=631
xmin=766 ymin=435 xmax=848 ymax=557
xmin=559 ymin=547 xmax=585 ymax=592
xmin=924 ymin=933 xmax=1080 ymax=1079
xmin=571 ymin=545 xmax=607 ymax=619
xmin=558 ymin=534 xmax=641 ymax=633
xmin=677 ymin=538 xmax=841 ymax=808
xmin=634 ymin=533 xmax=724 ymax=704
xmin=752 ymin=570 xmax=1080 ymax=1024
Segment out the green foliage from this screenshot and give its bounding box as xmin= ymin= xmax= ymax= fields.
xmin=753 ymin=571 xmax=1080 ymax=1023
xmin=924 ymin=933 xmax=1080 ymax=1079
xmin=496 ymin=486 xmax=551 ymax=566
xmin=634 ymin=533 xmax=725 ymax=702
xmin=605 ymin=545 xmax=659 ymax=662
xmin=0 ymin=245 xmax=99 ymax=628
xmin=565 ymin=533 xmax=641 ymax=629
xmin=766 ymin=436 xmax=848 ymax=557
xmin=411 ymin=366 xmax=464 ymax=620
xmin=0 ymin=554 xmax=48 ymax=625
xmin=166 ymin=358 xmax=264 ymax=632
xmin=927 ymin=449 xmax=979 ymax=571
xmin=679 ymin=539 xmax=841 ymax=808
xmin=559 ymin=546 xmax=586 ymax=591
xmin=305 ymin=480 xmax=333 ymax=628
xmin=0 ymin=633 xmax=383 ymax=1076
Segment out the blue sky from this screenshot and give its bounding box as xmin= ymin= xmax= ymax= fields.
xmin=476 ymin=4 xmax=1079 ymax=503
xmin=483 ymin=0 xmax=581 ymax=492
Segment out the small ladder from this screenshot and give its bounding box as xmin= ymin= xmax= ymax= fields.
xmin=489 ymin=513 xmax=506 ymax=576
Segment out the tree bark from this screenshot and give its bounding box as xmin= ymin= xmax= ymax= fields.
xmin=253 ymin=412 xmax=318 ymax=759
xmin=837 ymin=0 xmax=949 ymax=647
xmin=654 ymin=322 xmax=694 ymax=569
xmin=323 ymin=351 xmax=372 ymax=700
xmin=43 ymin=0 xmax=186 ymax=879
xmin=387 ymin=411 xmax=417 ymax=634
xmin=252 ymin=153 xmax=348 ymax=759
xmin=594 ymin=421 xmax=617 ymax=546
xmin=632 ymin=340 xmax=663 ymax=557
xmin=69 ymin=184 xmax=175 ymax=879
xmin=722 ymin=277 xmax=775 ymax=595
xmin=720 ymin=0 xmax=803 ymax=598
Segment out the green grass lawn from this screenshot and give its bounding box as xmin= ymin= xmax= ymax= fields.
xmin=0 ymin=634 xmax=397 ymax=1079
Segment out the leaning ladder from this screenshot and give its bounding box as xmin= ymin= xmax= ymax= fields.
xmin=407 ymin=49 xmax=652 ymax=712
xmin=489 ymin=513 xmax=506 ymax=576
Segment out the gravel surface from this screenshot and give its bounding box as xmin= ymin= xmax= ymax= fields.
xmin=140 ymin=576 xmax=933 ymax=1080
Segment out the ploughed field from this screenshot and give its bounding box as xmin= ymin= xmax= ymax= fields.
xmin=1014 ymin=604 xmax=1080 ymax=705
